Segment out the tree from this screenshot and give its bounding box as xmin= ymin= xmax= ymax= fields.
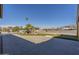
xmin=12 ymin=26 xmax=20 ymax=32
xmin=24 ymin=24 xmax=34 ymax=34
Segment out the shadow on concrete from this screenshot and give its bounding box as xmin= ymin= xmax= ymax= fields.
xmin=2 ymin=34 xmax=79 ymax=55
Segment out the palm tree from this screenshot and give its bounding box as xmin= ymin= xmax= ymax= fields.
xmin=25 ymin=17 xmax=36 ymax=34
xmin=25 ymin=17 xmax=29 ymax=20
xmin=25 ymin=17 xmax=29 ymax=24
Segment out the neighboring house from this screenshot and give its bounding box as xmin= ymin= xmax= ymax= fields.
xmin=60 ymin=25 xmax=77 ymax=30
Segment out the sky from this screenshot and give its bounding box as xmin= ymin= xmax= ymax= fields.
xmin=0 ymin=4 xmax=77 ymax=28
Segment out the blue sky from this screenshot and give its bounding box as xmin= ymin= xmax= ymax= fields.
xmin=0 ymin=4 xmax=77 ymax=28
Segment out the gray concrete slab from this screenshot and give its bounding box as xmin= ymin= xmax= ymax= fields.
xmin=2 ymin=34 xmax=79 ymax=55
